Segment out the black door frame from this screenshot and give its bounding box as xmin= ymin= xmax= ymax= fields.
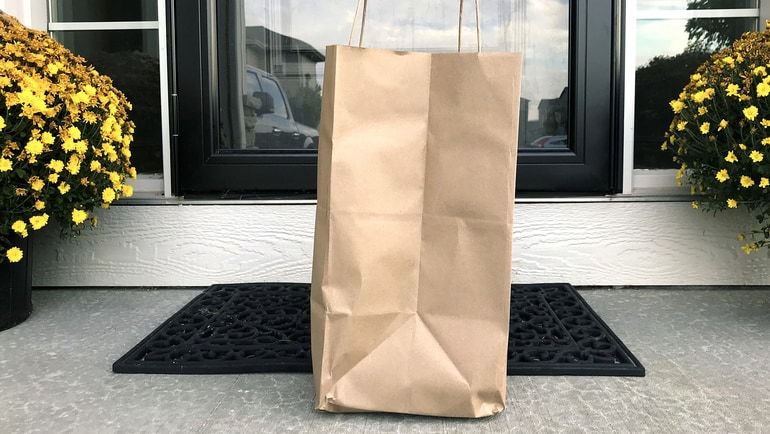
xmin=170 ymin=0 xmax=623 ymax=195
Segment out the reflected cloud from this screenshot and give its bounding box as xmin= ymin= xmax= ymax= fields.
xmin=233 ymin=0 xmax=569 ymax=150
xmin=244 ymin=1 xmax=568 ymax=121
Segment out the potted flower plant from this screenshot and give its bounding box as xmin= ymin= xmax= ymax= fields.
xmin=0 ymin=12 xmax=136 ymax=330
xmin=663 ymin=23 xmax=770 ymax=255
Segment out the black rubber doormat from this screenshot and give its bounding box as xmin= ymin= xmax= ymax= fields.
xmin=113 ymin=283 xmax=645 ymax=377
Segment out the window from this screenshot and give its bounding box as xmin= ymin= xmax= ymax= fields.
xmin=633 ymin=1 xmax=760 ymax=171
xmin=174 ymin=0 xmax=619 ymax=194
xmin=48 ymin=0 xmax=167 ymax=194
xmin=259 ymin=77 xmax=289 ymax=120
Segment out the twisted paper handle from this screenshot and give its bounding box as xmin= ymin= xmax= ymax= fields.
xmin=348 ymin=0 xmax=480 ymax=52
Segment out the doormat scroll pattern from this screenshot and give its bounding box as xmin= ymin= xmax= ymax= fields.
xmin=113 ymin=283 xmax=645 ymax=377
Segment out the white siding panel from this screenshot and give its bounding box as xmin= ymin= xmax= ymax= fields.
xmin=31 ymin=202 xmax=769 ymax=287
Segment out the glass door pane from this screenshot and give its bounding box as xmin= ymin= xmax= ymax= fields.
xmin=634 ymin=16 xmax=758 ymax=169
xmin=50 ymin=0 xmax=158 ymax=22
xmin=214 ymin=0 xmax=569 ymax=154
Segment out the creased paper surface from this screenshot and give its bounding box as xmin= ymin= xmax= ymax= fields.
xmin=311 ymin=45 xmax=522 ymax=418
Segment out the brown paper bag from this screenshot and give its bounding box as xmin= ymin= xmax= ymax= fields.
xmin=311 ymin=1 xmax=522 ymax=418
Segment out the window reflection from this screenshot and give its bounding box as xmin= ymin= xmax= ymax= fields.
xmin=217 ymin=0 xmax=570 ymax=152
xmin=634 ymin=17 xmax=757 ymax=169
xmin=53 ymin=30 xmax=162 ymax=173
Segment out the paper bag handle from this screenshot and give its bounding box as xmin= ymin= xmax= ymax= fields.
xmin=348 ymin=0 xmax=481 ymax=52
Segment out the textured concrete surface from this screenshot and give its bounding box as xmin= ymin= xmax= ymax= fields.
xmin=0 ymin=288 xmax=769 ymax=433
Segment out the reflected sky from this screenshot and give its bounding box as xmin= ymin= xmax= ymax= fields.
xmin=637 ymin=20 xmax=692 ymax=66
xmin=636 ymin=17 xmax=758 ymax=67
xmin=243 ymin=0 xmax=568 ymax=122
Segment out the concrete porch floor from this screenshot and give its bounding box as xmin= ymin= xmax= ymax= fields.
xmin=1 ymin=288 xmax=769 ymax=433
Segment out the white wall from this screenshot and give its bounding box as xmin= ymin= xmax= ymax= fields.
xmin=31 ymin=201 xmax=769 ymax=287
xmin=0 ymin=0 xmax=46 ymax=30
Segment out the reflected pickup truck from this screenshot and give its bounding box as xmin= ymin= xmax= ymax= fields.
xmin=243 ymin=66 xmax=319 ymax=150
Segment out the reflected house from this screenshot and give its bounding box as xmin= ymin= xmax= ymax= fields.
xmin=219 ymin=21 xmax=325 ymax=150
xmin=244 ymin=26 xmax=324 ymax=104
xmin=521 ymin=87 xmax=568 ymax=148
xmin=537 ymin=87 xmax=568 ymax=137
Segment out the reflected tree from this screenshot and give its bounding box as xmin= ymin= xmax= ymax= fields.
xmin=685 ymin=0 xmax=756 ymax=51
xmin=635 ymin=51 xmax=711 ymax=169
xmin=288 ymin=85 xmax=322 ymax=129
xmin=634 ymin=0 xmax=756 ymax=168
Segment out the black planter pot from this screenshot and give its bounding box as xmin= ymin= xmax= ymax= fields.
xmin=0 ymin=235 xmax=32 ymax=331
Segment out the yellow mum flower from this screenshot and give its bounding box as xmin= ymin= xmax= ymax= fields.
xmin=40 ymin=131 xmax=55 ymax=145
xmin=677 ymin=121 xmax=688 ymax=131
xmin=102 ymin=187 xmax=116 ymax=203
xmin=763 ymin=138 xmax=770 ymax=146
xmin=71 ymin=91 xmax=89 ymax=105
xmin=90 ymin=160 xmax=102 ymax=172
xmin=0 ymin=115 xmax=5 ymax=130
xmin=670 ymin=100 xmax=686 ymax=113
xmin=744 ymin=105 xmax=759 ymax=121
xmin=25 ymin=138 xmax=43 ymax=156
xmin=47 ymin=173 xmax=59 ymax=183
xmin=29 ymin=214 xmax=49 ymax=230
xmin=723 ymin=56 xmax=735 ymax=66
xmin=74 ymin=140 xmax=88 ymax=154
xmin=82 ymin=112 xmax=97 ymax=124
xmin=45 ymin=62 xmax=60 ymax=75
xmin=29 ymin=177 xmax=44 ymax=191
xmin=761 ymin=177 xmax=770 ymax=188
xmin=726 ymin=83 xmax=740 ymax=96
xmin=129 ymin=167 xmax=137 ymax=179
xmin=758 ymin=82 xmax=770 ymax=97
xmin=697 ymin=106 xmax=708 ymax=116
xmin=750 ymin=150 xmax=764 ymax=163
xmin=742 ymin=243 xmax=759 ymax=255
xmin=739 ymin=143 xmax=748 ymax=150
xmin=691 ymin=201 xmax=699 ymax=209
xmin=67 ymin=126 xmax=81 ymax=140
xmin=740 ymin=175 xmax=755 ymax=188
xmin=716 ymin=169 xmax=730 ymax=183
xmin=11 ymin=220 xmax=28 ymax=238
xmin=754 ymin=66 xmax=768 ymax=76
xmin=763 ymin=119 xmax=770 ymax=128
xmin=727 ymin=198 xmax=738 ymax=208
xmin=108 ymin=171 xmax=121 ymax=185
xmin=692 ymin=91 xmax=708 ymax=103
xmin=71 ymin=209 xmax=88 ymax=225
xmin=0 ymin=157 xmax=12 ymax=172
xmin=122 ymin=184 xmax=134 ymax=197
xmin=718 ymin=119 xmax=728 ymax=131
xmin=34 ymin=200 xmax=45 ymax=211
xmin=5 ymin=247 xmax=23 ymax=263
xmin=58 ymin=182 xmax=71 ymax=194
xmin=700 ymin=122 xmax=710 ymax=134
xmin=48 ymin=159 xmax=64 ymax=173
xmin=676 ymin=163 xmax=687 ymax=185
xmin=725 ymin=151 xmax=738 ymax=163
xmin=66 ymin=155 xmax=81 ymax=175
xmin=690 ymin=73 xmax=702 ymax=82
